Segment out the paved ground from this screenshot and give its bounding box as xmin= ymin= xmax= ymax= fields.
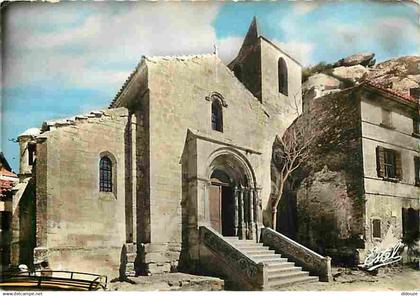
xmin=107 ymin=265 xmax=419 ymax=291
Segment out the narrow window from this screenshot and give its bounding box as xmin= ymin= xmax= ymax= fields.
xmin=384 ymin=149 xmax=396 ymax=179
xmin=372 ymin=219 xmax=381 ymax=238
xmin=233 ymin=64 xmax=242 ymax=82
xmin=99 ymin=156 xmax=112 ymax=192
xmin=377 ymin=147 xmax=402 ymax=180
xmin=415 ymin=156 xmax=420 ymax=186
xmin=28 ymin=143 xmax=36 ymax=165
xmin=381 ymin=108 xmax=392 ymax=128
xmin=211 ymin=100 xmax=223 ymax=132
xmin=278 ymin=58 xmax=288 ymax=96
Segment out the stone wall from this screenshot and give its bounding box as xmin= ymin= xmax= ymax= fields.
xmin=145 ymin=55 xmax=271 ymax=270
xmin=35 ymin=107 xmax=130 ymax=276
xmin=260 ymin=37 xmax=303 ymax=122
xmin=359 ymin=89 xmax=420 ymax=257
xmin=280 ymin=89 xmax=365 ymax=263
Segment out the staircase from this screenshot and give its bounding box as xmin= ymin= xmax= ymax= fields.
xmin=224 ymin=237 xmax=319 ymax=288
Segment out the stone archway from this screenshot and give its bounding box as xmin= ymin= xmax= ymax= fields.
xmin=206 ymin=149 xmax=260 ymax=240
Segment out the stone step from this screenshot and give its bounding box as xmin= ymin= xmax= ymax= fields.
xmin=233 ymin=245 xmax=270 ymax=251
xmin=242 ymin=249 xmax=276 ymax=255
xmin=265 ymin=261 xmax=295 ymax=269
xmin=228 ymin=239 xmax=262 ymax=243
xmin=249 ymin=254 xmax=283 ymax=260
xmin=256 ymin=257 xmax=288 ymax=264
xmin=268 ymin=270 xmax=309 ymax=281
xmin=267 ymin=275 xmax=319 ymax=288
xmin=267 ymin=265 xmax=302 ymax=274
xmin=230 ymin=242 xmax=265 ymax=247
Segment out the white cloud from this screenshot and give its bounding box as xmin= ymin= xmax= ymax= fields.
xmin=276 ymin=40 xmax=315 ymax=66
xmin=216 ymin=36 xmax=243 ymax=63
xmin=3 ymin=2 xmax=223 ymax=90
xmin=292 ymin=1 xmax=320 ymax=16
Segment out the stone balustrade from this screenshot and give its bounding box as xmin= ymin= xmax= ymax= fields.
xmin=199 ymin=226 xmax=267 ymax=290
xmin=261 ymin=227 xmax=332 ymax=282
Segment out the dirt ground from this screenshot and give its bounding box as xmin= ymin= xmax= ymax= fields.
xmin=108 ymin=273 xmax=224 ymax=291
xmin=284 ymin=265 xmax=420 ymax=291
xmin=107 ymin=265 xmax=419 ymax=291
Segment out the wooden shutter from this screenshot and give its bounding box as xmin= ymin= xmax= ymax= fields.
xmin=415 ymin=157 xmax=420 ymax=186
xmin=395 ymin=151 xmax=402 ymax=180
xmin=376 ymin=146 xmax=385 ymax=178
xmin=372 ymin=219 xmax=381 ymax=238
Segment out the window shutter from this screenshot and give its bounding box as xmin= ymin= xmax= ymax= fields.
xmin=376 ymin=146 xmax=385 ymax=178
xmin=395 ymin=151 xmax=402 ymax=180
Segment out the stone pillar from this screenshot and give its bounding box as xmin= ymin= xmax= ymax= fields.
xmin=254 ymin=187 xmax=263 ymax=242
xmin=239 ymin=185 xmax=246 ymax=239
xmin=249 ymin=188 xmax=256 ymax=240
xmin=233 ymin=186 xmax=239 ymax=236
xmin=243 ymin=188 xmax=249 ymax=238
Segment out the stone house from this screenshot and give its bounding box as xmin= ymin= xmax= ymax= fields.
xmin=9 ymin=19 xmax=335 ymax=284
xmin=0 ymin=152 xmax=19 ymax=272
xmin=277 ymin=80 xmax=420 ymax=264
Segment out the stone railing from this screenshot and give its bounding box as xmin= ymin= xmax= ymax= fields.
xmin=199 ymin=226 xmax=267 ymax=290
xmin=261 ymin=227 xmax=332 ymax=282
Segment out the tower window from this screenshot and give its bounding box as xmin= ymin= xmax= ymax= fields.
xmin=99 ymin=156 xmax=113 ymax=192
xmin=211 ymin=100 xmax=223 ymax=132
xmin=278 ymin=58 xmax=288 ymax=96
xmin=28 ymin=143 xmax=36 ymax=165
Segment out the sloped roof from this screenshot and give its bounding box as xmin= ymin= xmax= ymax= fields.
xmin=0 ymin=179 xmax=16 ymax=196
xmin=364 ymin=80 xmax=417 ymax=104
xmin=0 ymin=152 xmax=12 ymax=172
xmin=40 ymin=109 xmax=127 ymax=132
xmin=109 ymin=53 xmax=217 ymax=108
xmin=0 ymin=167 xmax=18 ymax=178
xmin=18 ymin=127 xmax=41 ymax=138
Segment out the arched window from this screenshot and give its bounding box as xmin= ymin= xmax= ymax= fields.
xmin=99 ymin=156 xmax=113 ymax=192
xmin=278 ymin=58 xmax=288 ymax=96
xmin=211 ymin=100 xmax=223 ymax=132
xmin=233 ymin=64 xmax=242 ymax=82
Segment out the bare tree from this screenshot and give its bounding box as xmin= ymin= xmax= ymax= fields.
xmin=271 ymin=116 xmax=316 ymax=229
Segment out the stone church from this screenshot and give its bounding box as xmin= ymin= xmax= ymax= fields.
xmin=8 ymin=18 xmax=333 ymax=288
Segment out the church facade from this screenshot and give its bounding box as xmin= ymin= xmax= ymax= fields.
xmin=12 ymin=19 xmax=304 ymax=276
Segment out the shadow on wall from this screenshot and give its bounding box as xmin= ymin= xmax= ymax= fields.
xmin=119 ymin=244 xmax=127 ymax=279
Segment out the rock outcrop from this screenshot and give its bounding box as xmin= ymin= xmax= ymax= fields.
xmin=331 ymin=65 xmax=368 ymax=83
xmin=334 ymin=53 xmax=375 ymax=67
xmin=303 ymin=54 xmax=419 ymax=102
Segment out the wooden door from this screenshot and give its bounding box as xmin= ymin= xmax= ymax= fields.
xmin=209 ymin=185 xmax=222 ymax=233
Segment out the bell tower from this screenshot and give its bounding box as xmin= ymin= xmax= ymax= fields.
xmin=228 ymin=17 xmax=302 ymax=125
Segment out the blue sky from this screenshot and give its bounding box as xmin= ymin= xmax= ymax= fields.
xmin=1 ymin=1 xmax=418 ymax=171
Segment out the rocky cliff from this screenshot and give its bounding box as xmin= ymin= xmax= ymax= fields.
xmin=302 ymin=53 xmax=420 ymax=102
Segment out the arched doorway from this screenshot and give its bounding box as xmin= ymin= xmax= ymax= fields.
xmin=209 ymin=169 xmax=238 ymax=236
xmin=206 ymin=149 xmax=259 ymax=239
